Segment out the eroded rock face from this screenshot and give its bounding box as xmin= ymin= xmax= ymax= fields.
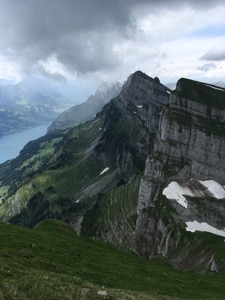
xmin=93 ymin=71 xmax=170 ymax=182
xmin=135 ymin=78 xmax=225 ymax=271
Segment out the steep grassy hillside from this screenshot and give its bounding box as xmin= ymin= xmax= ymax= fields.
xmin=0 ymin=116 xmax=113 ymax=226
xmin=0 ymin=219 xmax=225 ymax=299
xmin=82 ymin=174 xmax=142 ymax=250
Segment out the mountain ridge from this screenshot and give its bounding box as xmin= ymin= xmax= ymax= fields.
xmin=1 ymin=71 xmax=225 ymax=274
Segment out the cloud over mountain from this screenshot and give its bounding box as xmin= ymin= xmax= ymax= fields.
xmin=0 ymin=0 xmax=225 ymax=82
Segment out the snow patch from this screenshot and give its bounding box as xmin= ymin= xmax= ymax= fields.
xmin=186 ymin=221 xmax=225 ymax=238
xmin=162 ymin=182 xmax=188 ymax=208
xmin=163 ymin=179 xmax=225 ymax=209
xmin=198 ymin=180 xmax=225 ymax=199
xmin=100 ymin=167 xmax=109 ymax=175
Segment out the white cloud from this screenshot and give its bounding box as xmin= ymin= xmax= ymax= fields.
xmin=0 ymin=54 xmax=22 ymax=82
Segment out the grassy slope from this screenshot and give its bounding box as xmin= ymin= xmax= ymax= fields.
xmin=82 ymin=174 xmax=142 ymax=249
xmin=0 ymin=219 xmax=225 ymax=299
xmin=0 ymin=117 xmax=109 ymax=224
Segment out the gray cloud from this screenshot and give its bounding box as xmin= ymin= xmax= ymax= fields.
xmin=200 ymin=49 xmax=225 ymax=61
xmin=0 ymin=0 xmax=136 ymax=76
xmin=0 ymin=0 xmax=224 ymax=78
xmin=197 ymin=63 xmax=216 ymax=72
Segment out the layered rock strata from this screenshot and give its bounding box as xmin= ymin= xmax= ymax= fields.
xmin=135 ymin=78 xmax=225 ymax=271
xmin=93 ymin=71 xmax=170 ymax=181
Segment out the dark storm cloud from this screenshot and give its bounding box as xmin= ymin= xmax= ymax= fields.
xmin=197 ymin=63 xmax=216 ymax=72
xmin=0 ymin=0 xmax=131 ymax=75
xmin=200 ymin=49 xmax=225 ymax=61
xmin=0 ymin=0 xmax=224 ymax=77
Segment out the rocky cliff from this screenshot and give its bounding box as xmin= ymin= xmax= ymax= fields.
xmin=93 ymin=71 xmax=170 ymax=181
xmin=135 ymin=78 xmax=225 ymax=271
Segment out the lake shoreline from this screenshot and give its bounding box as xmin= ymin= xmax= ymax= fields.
xmin=0 ymin=124 xmax=50 ymax=164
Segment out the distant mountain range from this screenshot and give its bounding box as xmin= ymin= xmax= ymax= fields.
xmin=213 ymin=81 xmax=225 ymax=88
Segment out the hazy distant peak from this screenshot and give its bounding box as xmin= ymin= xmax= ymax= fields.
xmin=213 ymin=81 xmax=225 ymax=88
xmin=94 ymin=81 xmax=122 ymax=103
xmin=95 ymin=81 xmax=122 ymax=95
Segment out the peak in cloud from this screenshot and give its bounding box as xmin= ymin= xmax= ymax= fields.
xmin=0 ymin=0 xmax=225 ymax=82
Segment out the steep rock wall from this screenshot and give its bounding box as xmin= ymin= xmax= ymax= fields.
xmin=93 ymin=71 xmax=170 ymax=181
xmin=135 ymin=78 xmax=225 ymax=271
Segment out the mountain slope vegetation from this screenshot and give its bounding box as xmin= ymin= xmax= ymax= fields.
xmin=1 ymin=219 xmax=225 ymax=300
xmin=0 ymin=71 xmax=169 ymax=234
xmin=1 ymin=71 xmax=225 ymax=278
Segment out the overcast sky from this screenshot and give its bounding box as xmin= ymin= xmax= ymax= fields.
xmin=0 ymin=0 xmax=225 ymax=85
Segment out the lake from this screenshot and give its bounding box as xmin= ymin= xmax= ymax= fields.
xmin=0 ymin=124 xmax=50 ymax=164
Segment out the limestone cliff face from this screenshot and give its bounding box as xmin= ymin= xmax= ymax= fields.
xmin=93 ymin=71 xmax=170 ymax=182
xmin=135 ymin=78 xmax=225 ymax=271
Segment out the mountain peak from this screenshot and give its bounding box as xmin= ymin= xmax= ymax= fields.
xmin=47 ymin=81 xmax=122 ymax=133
